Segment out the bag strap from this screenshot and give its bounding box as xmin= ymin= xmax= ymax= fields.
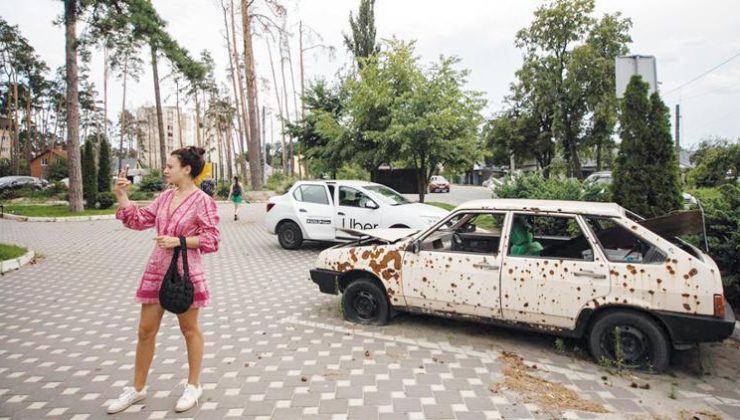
xmin=179 ymin=236 xmax=190 ymax=281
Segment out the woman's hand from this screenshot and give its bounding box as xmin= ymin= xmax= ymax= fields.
xmin=154 ymin=236 xmax=180 ymax=249
xmin=114 ymin=168 xmax=131 ymax=198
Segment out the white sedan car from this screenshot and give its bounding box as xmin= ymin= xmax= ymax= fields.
xmin=264 ymin=180 xmax=449 ymax=249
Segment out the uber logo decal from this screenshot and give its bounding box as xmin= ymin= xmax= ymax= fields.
xmin=341 ymin=218 xmax=379 ymax=230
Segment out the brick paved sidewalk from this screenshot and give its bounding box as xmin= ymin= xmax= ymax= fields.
xmin=1 ymin=204 xmax=738 ymax=419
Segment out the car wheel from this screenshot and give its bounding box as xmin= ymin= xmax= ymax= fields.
xmin=342 ymin=278 xmax=390 ymax=326
xmin=277 ymin=221 xmax=303 ymax=250
xmin=389 ymin=224 xmax=409 ymax=228
xmin=588 ymin=310 xmax=670 ymax=373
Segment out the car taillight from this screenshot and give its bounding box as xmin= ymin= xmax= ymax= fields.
xmin=713 ymin=294 xmax=726 ymax=318
xmin=266 ymin=203 xmax=275 ymax=212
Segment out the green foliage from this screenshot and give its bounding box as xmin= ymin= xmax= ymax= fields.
xmin=128 ymin=190 xmax=153 ymax=201
xmin=96 ymin=191 xmax=115 ymax=209
xmin=612 ymin=76 xmax=682 ymax=218
xmin=138 ymin=169 xmax=164 ymax=192
xmin=343 ymin=0 xmax=379 ymax=66
xmin=215 ymin=181 xmax=231 ymax=199
xmin=47 ymin=157 xmax=69 ymax=181
xmin=687 ymin=139 xmax=740 ymax=187
xmin=0 ymin=158 xmax=10 ymax=177
xmin=494 ymin=173 xmax=608 ymax=202
xmin=81 ymin=140 xmax=98 ymax=209
xmin=686 ymin=185 xmax=740 ymax=309
xmin=335 ymin=164 xmax=370 ymax=181
xmin=97 ymin=138 xmax=112 ymax=192
xmin=503 ymin=0 xmax=631 ymax=178
xmin=266 ymin=171 xmax=298 ymax=194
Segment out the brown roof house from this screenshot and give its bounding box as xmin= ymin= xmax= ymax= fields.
xmin=30 ymin=144 xmax=67 ymax=179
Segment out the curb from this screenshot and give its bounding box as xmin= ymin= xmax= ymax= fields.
xmin=1 ymin=213 xmax=116 ymax=222
xmin=0 ymin=249 xmax=35 ymax=274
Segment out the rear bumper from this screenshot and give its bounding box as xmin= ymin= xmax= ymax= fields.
xmin=655 ymin=301 xmax=736 ymax=345
xmin=310 ymin=269 xmax=340 ymax=295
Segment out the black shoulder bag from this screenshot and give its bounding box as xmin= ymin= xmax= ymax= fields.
xmin=159 ymin=236 xmax=194 ymax=314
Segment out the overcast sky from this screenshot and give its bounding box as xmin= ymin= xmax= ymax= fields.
xmin=2 ymin=0 xmax=739 ymax=148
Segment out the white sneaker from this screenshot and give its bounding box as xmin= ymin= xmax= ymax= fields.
xmin=107 ymin=386 xmax=146 ymax=414
xmin=175 ymin=383 xmax=202 ymax=412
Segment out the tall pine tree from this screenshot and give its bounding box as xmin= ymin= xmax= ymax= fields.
xmin=98 ymin=138 xmax=112 ymax=192
xmin=613 ymin=75 xmax=682 ymax=217
xmin=82 ymin=140 xmax=98 ymax=208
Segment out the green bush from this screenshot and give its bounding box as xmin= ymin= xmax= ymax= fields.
xmin=138 ymin=170 xmax=164 ymax=192
xmin=336 ymin=164 xmax=370 ymax=181
xmin=266 ymin=171 xmax=298 ymax=194
xmin=215 ymin=181 xmax=231 ymax=199
xmin=493 ymin=174 xmax=609 ymax=202
xmin=97 ymin=192 xmax=116 ymax=209
xmin=686 ymin=185 xmax=740 ymax=309
xmin=47 ymin=157 xmax=68 ymax=181
xmin=129 ymin=190 xmax=153 ymax=201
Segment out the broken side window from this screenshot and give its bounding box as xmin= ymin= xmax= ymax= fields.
xmin=420 ymin=212 xmax=505 ymax=255
xmin=508 ymin=213 xmax=594 ymax=261
xmin=583 ymin=216 xmax=666 ymax=264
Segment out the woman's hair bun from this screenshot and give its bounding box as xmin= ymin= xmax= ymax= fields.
xmin=172 ymin=146 xmax=207 ymax=179
xmin=191 ymin=146 xmax=206 ymax=157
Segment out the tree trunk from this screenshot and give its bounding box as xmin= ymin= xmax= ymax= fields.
xmin=265 ymin=38 xmax=287 ymax=174
xmin=175 ymin=78 xmax=183 ymax=148
xmin=278 ymin=29 xmax=293 ymax=175
xmin=228 ymin=0 xmax=250 ymax=178
xmin=223 ymin=1 xmax=247 ymax=179
xmin=11 ymin=74 xmax=20 ymax=175
xmin=194 ymin=92 xmax=202 ymax=147
xmin=64 ymin=0 xmax=84 ymax=211
xmin=118 ymin=55 xmax=127 ymax=171
xmin=240 ymin=0 xmax=263 ymax=190
xmin=151 ymin=44 xmax=167 ymax=172
xmin=103 ymin=46 xmax=108 ymax=143
xmin=298 ymin=21 xmax=306 ymax=178
xmin=225 ymin=121 xmax=234 ymax=179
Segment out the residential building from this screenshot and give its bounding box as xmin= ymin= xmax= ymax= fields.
xmin=136 ymin=106 xmax=193 ymax=169
xmin=0 ymin=115 xmax=13 ymax=160
xmin=30 ymin=143 xmax=67 ymax=179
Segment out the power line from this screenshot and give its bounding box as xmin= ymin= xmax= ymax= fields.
xmin=663 ymin=51 xmax=740 ymax=96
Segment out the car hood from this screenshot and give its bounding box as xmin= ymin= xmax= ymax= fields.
xmin=399 ymin=202 xmax=449 ymax=217
xmin=336 ymin=227 xmax=419 ymax=243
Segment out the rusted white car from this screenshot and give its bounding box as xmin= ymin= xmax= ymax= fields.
xmin=310 ymin=199 xmax=736 ymax=372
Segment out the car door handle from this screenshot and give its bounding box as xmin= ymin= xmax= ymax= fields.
xmin=473 ymin=263 xmax=499 ymax=270
xmin=337 ymin=212 xmax=345 ymax=216
xmin=574 ymin=270 xmax=606 ymax=279
xmin=299 ymin=208 xmax=307 ymax=213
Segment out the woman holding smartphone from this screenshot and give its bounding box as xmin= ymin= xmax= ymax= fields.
xmin=107 ymin=146 xmax=220 ymax=414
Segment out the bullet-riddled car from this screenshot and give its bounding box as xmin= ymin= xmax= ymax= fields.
xmin=309 ymin=199 xmax=735 ymax=372
xmin=265 ymin=180 xmax=449 ymax=249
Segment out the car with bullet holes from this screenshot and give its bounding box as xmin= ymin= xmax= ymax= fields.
xmin=309 ymin=199 xmax=735 ymax=372
xmin=264 ymin=180 xmax=449 ymax=249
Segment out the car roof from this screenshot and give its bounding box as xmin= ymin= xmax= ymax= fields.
xmin=298 ymin=179 xmax=379 ymax=187
xmin=455 ymin=199 xmax=624 ymax=217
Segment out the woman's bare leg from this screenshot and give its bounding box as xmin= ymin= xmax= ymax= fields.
xmin=133 ymin=304 xmax=165 ymax=391
xmin=177 ymin=307 xmax=203 ymax=385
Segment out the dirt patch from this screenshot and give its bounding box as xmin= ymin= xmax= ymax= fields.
xmin=490 ymin=351 xmax=608 ymax=414
xmin=678 ymin=410 xmax=723 ymax=420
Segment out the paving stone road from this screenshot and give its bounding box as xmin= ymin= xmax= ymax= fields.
xmin=1 ymin=203 xmax=739 ymax=419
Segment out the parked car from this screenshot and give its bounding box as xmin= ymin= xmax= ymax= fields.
xmin=0 ymin=176 xmax=49 ymax=192
xmin=428 ymin=175 xmax=450 ymax=193
xmin=264 ymin=180 xmax=449 ymax=249
xmin=309 ymin=198 xmax=735 ymax=372
xmin=584 ymin=171 xmax=613 ymax=186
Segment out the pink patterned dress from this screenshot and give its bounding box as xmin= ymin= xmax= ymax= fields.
xmin=116 ymin=187 xmax=221 ymax=308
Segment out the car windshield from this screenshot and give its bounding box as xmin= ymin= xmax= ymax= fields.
xmin=364 ymin=185 xmax=411 ymax=206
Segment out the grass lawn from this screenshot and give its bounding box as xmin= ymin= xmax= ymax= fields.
xmin=0 ymin=243 xmax=27 ymax=261
xmin=1 ymin=204 xmax=117 ymax=217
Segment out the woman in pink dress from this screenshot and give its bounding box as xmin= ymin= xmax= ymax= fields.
xmin=107 ymin=146 xmax=220 ymax=414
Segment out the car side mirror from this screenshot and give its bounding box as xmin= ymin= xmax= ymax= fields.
xmin=412 ymin=239 xmax=421 ymax=254
xmin=364 ymin=201 xmax=379 ymax=209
